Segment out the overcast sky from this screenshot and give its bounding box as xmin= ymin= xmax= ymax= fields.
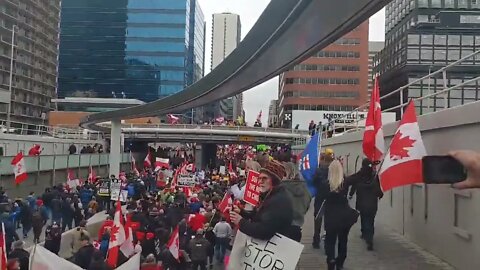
xmin=197 ymin=0 xmax=386 ymax=124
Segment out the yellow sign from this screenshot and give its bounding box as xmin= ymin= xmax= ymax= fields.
xmin=239 ymin=136 xmax=255 ymax=142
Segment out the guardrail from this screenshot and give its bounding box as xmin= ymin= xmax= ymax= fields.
xmin=0 ymin=120 xmax=104 ymax=140
xmin=0 ymin=153 xmax=131 ymax=176
xmin=105 ymin=123 xmax=310 ymax=135
xmin=322 ymin=48 xmax=480 ymax=137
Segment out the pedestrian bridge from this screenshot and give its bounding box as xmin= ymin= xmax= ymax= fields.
xmin=308 ymin=100 xmax=480 ymax=270
xmin=112 ymin=124 xmax=309 ymax=144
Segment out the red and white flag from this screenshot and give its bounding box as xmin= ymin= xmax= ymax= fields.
xmin=363 ymin=77 xmax=385 ymax=162
xmin=66 ymin=169 xmax=81 ymax=189
xmin=379 ymin=100 xmax=427 ymax=191
xmin=107 ymin=201 xmax=126 ymax=268
xmin=120 ymin=223 xmax=135 ymax=257
xmin=144 ymin=150 xmax=152 ymax=168
xmin=87 ymin=166 xmax=96 ymax=183
xmin=155 ymin=158 xmax=170 ymax=171
xmin=218 ymin=192 xmax=233 ymax=214
xmin=167 ymin=226 xmax=180 ymax=261
xmin=167 ymin=114 xmax=180 ymax=124
xmin=11 ymin=152 xmax=27 ymax=185
xmin=215 ymin=116 xmax=225 ymax=124
xmin=228 ymin=161 xmax=236 ymax=177
xmin=130 ymin=152 xmax=140 ymax=177
xmin=0 ymin=223 xmax=7 ymax=270
xmin=186 ymin=163 xmax=195 ymax=172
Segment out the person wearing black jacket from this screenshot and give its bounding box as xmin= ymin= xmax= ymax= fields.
xmin=230 ymin=160 xmax=294 ymax=240
xmin=8 ymin=240 xmax=29 ymax=270
xmin=61 ymin=197 xmax=75 ymax=231
xmin=348 ymin=158 xmax=383 ymax=251
xmin=312 ymin=152 xmax=334 ymax=249
xmin=74 ymin=235 xmax=96 ymax=269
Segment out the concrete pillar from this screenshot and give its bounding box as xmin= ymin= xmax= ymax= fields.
xmin=109 ymin=119 xmax=121 ymax=177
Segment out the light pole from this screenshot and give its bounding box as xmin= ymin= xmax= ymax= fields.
xmin=6 ymin=25 xmax=17 ymax=133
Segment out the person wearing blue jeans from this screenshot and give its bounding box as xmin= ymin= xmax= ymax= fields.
xmin=212 ymin=217 xmax=232 ymax=263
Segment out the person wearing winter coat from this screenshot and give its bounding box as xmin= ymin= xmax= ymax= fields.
xmin=18 ymin=202 xmax=33 ymax=239
xmin=8 ymin=240 xmax=29 ymax=270
xmin=61 ymin=197 xmax=75 ymax=231
xmin=1 ymin=214 xmax=19 ymax=255
xmin=188 ymin=229 xmax=211 ymax=270
xmin=323 ymin=161 xmax=359 ymax=270
xmin=348 ymin=158 xmax=383 ymax=251
xmin=88 ymin=250 xmax=113 ymax=270
xmin=44 ymin=222 xmax=62 ymax=255
xmin=31 ymin=204 xmax=46 ymax=243
xmin=312 ymin=151 xmax=334 ymax=248
xmin=230 ymin=160 xmax=294 ymax=240
xmin=71 ymin=220 xmax=90 ymax=255
xmin=74 ymin=235 xmax=96 ymax=269
xmin=280 ymin=161 xmax=312 ymax=242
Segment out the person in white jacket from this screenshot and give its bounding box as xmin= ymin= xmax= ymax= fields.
xmin=212 ymin=217 xmax=232 ymax=263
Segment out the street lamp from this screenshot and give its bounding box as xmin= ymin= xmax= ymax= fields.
xmin=6 ymin=25 xmax=17 ymax=133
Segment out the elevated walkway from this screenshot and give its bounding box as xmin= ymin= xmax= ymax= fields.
xmin=115 ymin=124 xmax=309 ymax=144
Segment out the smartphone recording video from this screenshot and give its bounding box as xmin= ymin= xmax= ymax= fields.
xmin=422 ymin=156 xmax=467 ymax=184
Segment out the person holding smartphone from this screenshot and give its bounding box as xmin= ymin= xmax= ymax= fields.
xmin=450 ymin=150 xmax=480 ymax=189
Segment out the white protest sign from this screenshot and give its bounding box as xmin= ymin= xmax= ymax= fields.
xmin=219 ymin=165 xmax=226 ymax=174
xmin=177 ymin=174 xmax=196 ymax=187
xmin=110 ymin=181 xmax=121 ymax=201
xmin=228 ymin=231 xmax=304 ymax=270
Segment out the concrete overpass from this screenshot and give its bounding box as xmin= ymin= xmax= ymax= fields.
xmin=114 ymin=124 xmax=309 ymax=144
xmin=310 ymin=100 xmax=480 ymax=270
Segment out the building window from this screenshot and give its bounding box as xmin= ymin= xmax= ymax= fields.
xmin=417 ymin=0 xmax=429 ymax=7
xmin=458 ymin=0 xmax=468 ymax=8
xmin=431 ymin=0 xmax=442 ymax=8
xmin=444 ymin=0 xmax=455 ymax=8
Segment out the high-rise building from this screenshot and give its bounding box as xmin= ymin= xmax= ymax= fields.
xmin=0 ymin=0 xmax=60 ymax=125
xmin=268 ymin=99 xmax=279 ymax=127
xmin=203 ymin=13 xmax=242 ymax=121
xmin=368 ymin=41 xmax=384 ymax=95
xmin=375 ymin=0 xmax=480 ymax=116
xmin=278 ymin=21 xmax=369 ymax=129
xmin=58 ymin=0 xmax=205 ymax=102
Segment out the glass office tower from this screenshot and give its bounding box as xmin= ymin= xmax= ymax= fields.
xmin=58 ymin=0 xmax=205 ymax=102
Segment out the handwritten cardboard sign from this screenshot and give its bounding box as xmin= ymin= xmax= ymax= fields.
xmin=228 ymin=231 xmax=304 ymax=270
xmin=177 ymin=174 xmax=196 ymax=187
xmin=243 ymin=170 xmax=261 ymax=206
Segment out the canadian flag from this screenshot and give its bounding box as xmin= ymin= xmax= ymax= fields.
xmin=66 ymin=169 xmax=81 ymax=189
xmin=363 ymin=77 xmax=385 ymax=162
xmin=218 ymin=192 xmax=233 ymax=214
xmin=107 ymin=201 xmax=126 ymax=268
xmin=144 ymin=150 xmax=152 ymax=168
xmin=379 ymin=100 xmax=427 ymax=191
xmin=167 ymin=226 xmax=180 ymax=261
xmin=167 ymin=114 xmax=180 ymax=124
xmin=87 ymin=166 xmax=96 ymax=183
xmin=186 ymin=163 xmax=195 ymax=172
xmin=0 ymin=223 xmax=7 ymax=270
xmin=120 ymin=222 xmax=135 ymax=257
xmin=130 ymin=152 xmax=140 ymax=177
xmin=11 ymin=152 xmax=27 ymax=185
xmin=155 ymin=158 xmax=170 ymax=171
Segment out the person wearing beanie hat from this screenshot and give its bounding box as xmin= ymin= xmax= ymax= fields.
xmin=230 ymin=160 xmax=294 ymax=241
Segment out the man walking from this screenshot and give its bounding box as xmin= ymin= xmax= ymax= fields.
xmin=213 ymin=217 xmax=232 ymax=264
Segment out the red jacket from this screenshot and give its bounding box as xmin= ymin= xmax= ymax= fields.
xmin=188 ymin=213 xmax=206 ymax=232
xmin=98 ymin=219 xmax=114 ymax=240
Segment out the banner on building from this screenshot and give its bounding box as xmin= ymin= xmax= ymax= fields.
xmin=177 ymin=175 xmax=196 ymax=187
xmin=227 ymin=231 xmax=304 ymax=270
xmin=243 ymin=170 xmax=260 ymax=206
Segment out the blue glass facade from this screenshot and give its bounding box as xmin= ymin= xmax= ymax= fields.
xmin=58 ymin=0 xmax=205 ymax=102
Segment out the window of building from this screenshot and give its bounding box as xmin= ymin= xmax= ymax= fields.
xmin=418 ymin=15 xmax=429 ymax=22
xmin=417 ymin=0 xmax=429 ymax=7
xmin=434 ymin=34 xmax=447 ymax=45
xmin=421 ymin=47 xmax=432 ymax=61
xmin=430 ymin=0 xmax=442 ymax=7
xmin=421 ymin=34 xmax=433 ymax=45
xmin=458 ymin=0 xmax=469 ymax=8
xmin=472 ymin=0 xmax=480 ymax=8
xmin=407 ymin=48 xmax=420 ymax=62
xmin=408 ymin=34 xmax=420 ymax=45
xmin=444 ymin=0 xmax=455 ymax=8
xmin=434 ymin=49 xmax=446 ymax=62
xmin=448 ymin=49 xmax=460 ymax=61
xmin=448 ymin=35 xmax=461 ymax=46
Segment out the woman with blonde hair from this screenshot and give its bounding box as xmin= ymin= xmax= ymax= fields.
xmin=323 ymin=160 xmax=359 ymax=270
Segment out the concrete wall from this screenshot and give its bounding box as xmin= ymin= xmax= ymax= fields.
xmin=0 ymin=153 xmax=132 ymax=198
xmin=321 ymin=101 xmax=480 ymax=270
xmin=0 ymin=133 xmax=105 ymax=156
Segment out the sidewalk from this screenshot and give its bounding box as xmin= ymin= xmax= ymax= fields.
xmin=297 ymin=208 xmax=455 ymax=270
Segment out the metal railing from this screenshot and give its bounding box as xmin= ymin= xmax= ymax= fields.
xmin=0 ymin=120 xmax=104 ymax=140
xmin=322 ymin=48 xmax=480 ymax=137
xmin=100 ymin=123 xmax=310 ymax=135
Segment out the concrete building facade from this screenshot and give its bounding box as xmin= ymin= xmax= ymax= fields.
xmin=278 ymin=21 xmax=370 ymax=128
xmin=0 ymin=0 xmax=61 ymax=125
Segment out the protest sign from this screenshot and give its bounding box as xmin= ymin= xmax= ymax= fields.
xmin=228 ymin=231 xmax=304 ymax=270
xmin=110 ymin=181 xmax=128 ymax=202
xmin=219 ymin=165 xmax=226 ymax=174
xmin=177 ymin=174 xmax=196 ymax=187
xmin=97 ymin=180 xmax=110 ymax=197
xmin=243 ymin=170 xmax=261 ymax=206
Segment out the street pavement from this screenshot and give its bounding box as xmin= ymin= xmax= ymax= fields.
xmin=297 ymin=207 xmax=455 ymax=270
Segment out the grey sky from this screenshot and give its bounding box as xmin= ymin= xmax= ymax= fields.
xmin=197 ymin=0 xmax=385 ymax=124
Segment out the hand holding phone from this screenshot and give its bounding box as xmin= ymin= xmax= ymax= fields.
xmin=422 ymin=156 xmax=467 ymax=184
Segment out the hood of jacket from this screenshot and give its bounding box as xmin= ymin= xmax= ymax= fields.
xmin=280 ymin=180 xmax=312 ymax=227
